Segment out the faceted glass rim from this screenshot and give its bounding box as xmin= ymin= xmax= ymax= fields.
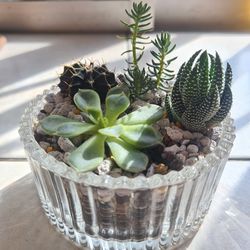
xmin=19 ymin=86 xmax=236 ymax=189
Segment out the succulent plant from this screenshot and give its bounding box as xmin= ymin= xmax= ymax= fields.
xmin=120 ymin=2 xmax=176 ymax=99
xmin=41 ymin=88 xmax=164 ymax=173
xmin=58 ymin=62 xmax=117 ymax=103
xmin=166 ymin=50 xmax=233 ymax=132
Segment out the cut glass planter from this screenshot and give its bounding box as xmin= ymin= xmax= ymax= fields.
xmin=19 ymin=86 xmax=236 ymax=250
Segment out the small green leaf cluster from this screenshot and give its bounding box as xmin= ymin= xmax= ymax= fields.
xmin=166 ymin=50 xmax=233 ymax=132
xmin=41 ymin=89 xmax=164 ymax=173
xmin=121 ymin=1 xmax=176 ymax=98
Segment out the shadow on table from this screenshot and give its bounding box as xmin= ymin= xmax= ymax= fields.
xmin=0 ymin=173 xmax=81 ymax=250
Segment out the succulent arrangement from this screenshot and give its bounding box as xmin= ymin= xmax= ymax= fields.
xmin=37 ymin=1 xmax=233 ymax=176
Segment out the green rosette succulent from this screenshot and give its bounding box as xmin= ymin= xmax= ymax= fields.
xmin=41 ymin=88 xmax=164 ymax=173
xmin=166 ymin=50 xmax=233 ymax=132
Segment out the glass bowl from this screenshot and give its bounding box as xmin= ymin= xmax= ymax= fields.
xmin=19 ymin=86 xmax=236 ymax=250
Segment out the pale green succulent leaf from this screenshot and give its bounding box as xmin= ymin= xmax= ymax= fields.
xmin=40 ymin=115 xmax=96 ymax=137
xmin=116 ymin=104 xmax=164 ymax=125
xmin=105 ymin=92 xmax=130 ymax=124
xmin=68 ymin=134 xmax=106 ymax=172
xmin=74 ymin=89 xmax=102 ymax=123
xmin=107 ymin=137 xmax=148 ymax=173
xmin=98 ymin=124 xmax=123 ymax=137
xmin=120 ymin=124 xmax=162 ymax=148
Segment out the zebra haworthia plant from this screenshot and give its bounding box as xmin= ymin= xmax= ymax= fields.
xmin=166 ymin=50 xmax=233 ymax=132
xmin=41 ymin=88 xmax=163 ymax=173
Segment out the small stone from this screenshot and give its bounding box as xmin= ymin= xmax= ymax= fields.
xmin=43 ymin=103 xmax=55 ymax=114
xmin=37 ymin=112 xmax=46 ymax=121
xmin=200 ymin=136 xmax=211 ymax=147
xmin=187 ymin=144 xmax=199 ymax=154
xmin=73 ymin=115 xmax=83 ymax=122
xmin=97 ymin=159 xmax=113 ymax=175
xmin=146 ymin=164 xmax=155 ymax=177
xmin=73 ymin=108 xmax=81 ymax=115
xmin=185 ymin=157 xmax=198 ymax=166
xmin=57 ymin=104 xmax=75 ymax=116
xmin=182 ymin=130 xmax=193 ymax=139
xmin=46 ymin=146 xmax=54 ymax=153
xmin=154 ymin=163 xmax=168 ymax=175
xmin=192 ymin=132 xmax=203 ymax=139
xmin=54 ymin=92 xmax=64 ymax=104
xmin=39 ymin=141 xmax=50 ymax=150
xmin=45 ymin=93 xmax=55 ymax=103
xmin=156 ymin=118 xmax=170 ymax=130
xmin=58 ymin=137 xmax=76 ymax=152
xmin=164 ymin=145 xmax=180 ymax=155
xmin=179 ymin=145 xmax=186 ymax=151
xmin=166 ymin=127 xmax=183 ymax=142
xmin=50 ymin=108 xmax=60 ymax=115
xmin=179 ymin=150 xmax=189 ymax=158
xmin=109 ymin=168 xmax=123 ymax=178
xmin=63 ymin=152 xmax=71 ymax=163
xmin=182 ymin=139 xmax=190 ymax=145
xmin=169 ymin=154 xmax=185 ymax=171
xmin=163 ymin=134 xmax=175 ymax=146
xmin=188 ymin=153 xmax=199 ymax=157
xmin=70 ymin=135 xmax=84 ymax=147
xmin=48 ymin=151 xmax=64 ymax=161
xmin=36 ymin=125 xmax=46 ymax=135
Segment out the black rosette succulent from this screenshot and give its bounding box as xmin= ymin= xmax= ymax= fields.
xmin=58 ymin=62 xmax=118 ymax=103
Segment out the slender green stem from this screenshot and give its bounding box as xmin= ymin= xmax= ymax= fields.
xmin=156 ymin=52 xmax=165 ymax=87
xmin=132 ymin=20 xmax=139 ymax=67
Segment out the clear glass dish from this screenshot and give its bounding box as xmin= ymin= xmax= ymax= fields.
xmin=19 ymin=86 xmax=236 ymax=250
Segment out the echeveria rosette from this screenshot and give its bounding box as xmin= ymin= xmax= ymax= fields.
xmin=41 ymin=89 xmax=164 ymax=173
xmin=166 ymin=50 xmax=233 ymax=132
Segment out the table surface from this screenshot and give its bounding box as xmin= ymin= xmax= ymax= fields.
xmin=0 ymin=33 xmax=250 ymax=250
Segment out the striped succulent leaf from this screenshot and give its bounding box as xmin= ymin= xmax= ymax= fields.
xmin=167 ymin=50 xmax=233 ymax=132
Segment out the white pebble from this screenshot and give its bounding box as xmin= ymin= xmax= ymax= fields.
xmin=97 ymin=159 xmax=113 ymax=175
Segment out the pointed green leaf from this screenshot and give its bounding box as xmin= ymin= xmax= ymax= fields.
xmin=40 ymin=115 xmax=96 ymax=137
xmin=225 ymin=63 xmax=233 ymax=87
xmin=116 ymin=104 xmax=164 ymax=125
xmin=105 ymin=92 xmax=130 ymax=124
xmin=98 ymin=125 xmax=123 ymax=137
xmin=120 ymin=124 xmax=161 ymax=148
xmin=68 ymin=134 xmax=106 ymax=172
xmin=211 ymin=52 xmax=224 ymax=96
xmin=107 ymin=137 xmax=148 ymax=173
xmin=74 ymin=89 xmax=102 ymax=123
xmin=206 ymin=84 xmax=232 ymax=127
